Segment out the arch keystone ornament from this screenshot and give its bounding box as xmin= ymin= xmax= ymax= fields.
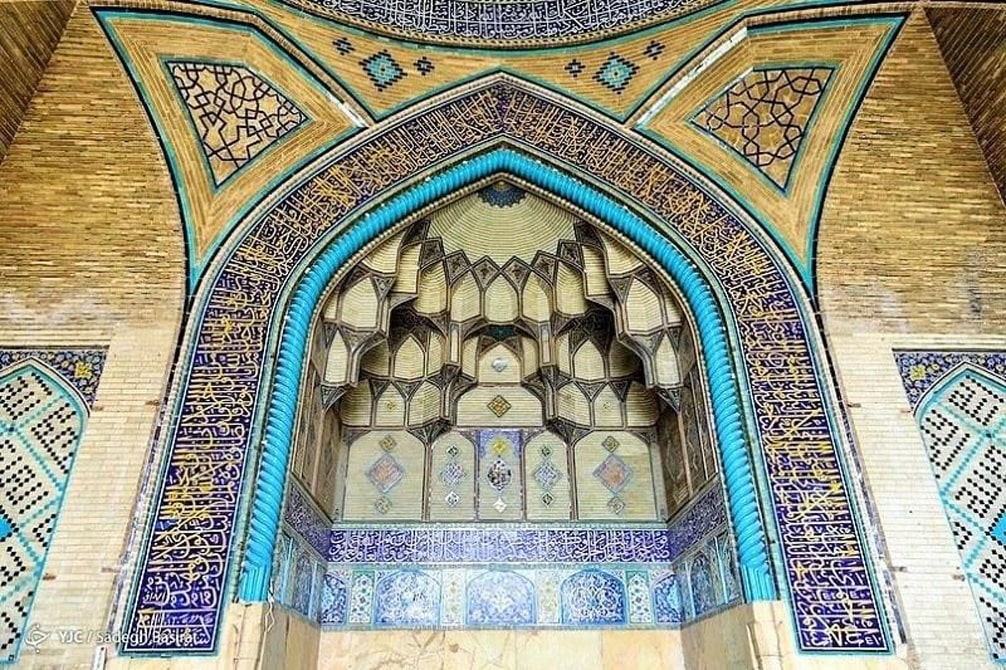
xmin=122 ymin=80 xmax=892 ymax=656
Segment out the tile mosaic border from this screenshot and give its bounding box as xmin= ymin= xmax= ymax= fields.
xmin=894 ymin=350 xmax=1006 ymax=411
xmin=123 ymin=81 xmax=888 ymax=654
xmin=0 ymin=348 xmax=107 ymax=408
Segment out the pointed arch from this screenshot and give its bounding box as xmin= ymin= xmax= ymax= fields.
xmin=123 ymin=81 xmax=890 ymax=655
xmin=911 ymin=363 xmax=1006 ymax=662
xmin=0 ymin=361 xmax=89 ymax=663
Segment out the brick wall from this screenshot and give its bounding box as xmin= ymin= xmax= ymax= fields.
xmin=0 ymin=5 xmax=184 ymax=667
xmin=927 ymin=6 xmax=1006 ymax=207
xmin=818 ymin=10 xmax=1006 ymax=670
xmin=0 ymin=0 xmax=74 ymax=162
xmin=1 ymin=3 xmax=1005 ymax=669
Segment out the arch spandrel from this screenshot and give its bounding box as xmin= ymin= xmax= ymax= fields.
xmin=122 ymin=80 xmax=891 ymax=657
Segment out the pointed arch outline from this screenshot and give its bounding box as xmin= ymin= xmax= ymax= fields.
xmin=120 ymin=80 xmax=892 ymax=656
xmin=0 ymin=358 xmax=92 ymax=419
xmin=0 ymin=360 xmax=89 ymax=664
xmin=915 ymin=362 xmax=1006 ymax=420
xmin=240 ymin=148 xmax=772 ymax=602
xmin=911 ymin=362 xmax=1006 ymax=662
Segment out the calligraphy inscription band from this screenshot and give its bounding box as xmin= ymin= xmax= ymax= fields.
xmin=123 ymin=82 xmax=888 ymax=654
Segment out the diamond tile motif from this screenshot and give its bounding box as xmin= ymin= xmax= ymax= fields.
xmin=414 ymin=56 xmax=435 ymax=76
xmin=359 ymin=50 xmax=406 ymax=91
xmin=594 ymin=454 xmax=632 ymax=493
xmin=491 ymin=357 xmax=508 ymax=373
xmin=366 ymin=454 xmax=405 ymax=494
xmin=540 ymin=444 xmax=552 ymax=457
xmin=542 ymin=492 xmax=555 ymax=507
xmin=593 ymin=53 xmax=639 ymax=94
xmin=602 ymin=436 xmax=620 ymax=452
xmin=607 ymin=497 xmax=626 ymax=515
xmin=446 ymin=443 xmax=460 ymax=458
xmin=487 ymin=395 xmax=511 ymax=418
xmin=490 ymin=436 xmax=509 ymax=456
xmin=439 ymin=460 xmax=465 ymax=488
xmin=445 ymin=491 xmax=460 ymax=507
xmin=533 ymin=459 xmax=561 ymax=490
xmin=565 ymin=59 xmax=584 ymax=78
xmin=493 ymin=497 xmax=508 ymax=513
xmin=897 ymin=361 xmax=1006 ymax=661
xmin=380 ymin=435 xmax=397 ymax=452
xmin=334 ymin=37 xmax=354 ymax=55
xmin=0 ymin=361 xmax=101 ymax=663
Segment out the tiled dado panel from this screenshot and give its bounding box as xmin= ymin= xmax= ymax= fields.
xmin=895 ymin=351 xmax=1006 ymax=662
xmin=273 ymin=484 xmax=740 ymax=629
xmin=0 ymin=348 xmax=107 ymax=663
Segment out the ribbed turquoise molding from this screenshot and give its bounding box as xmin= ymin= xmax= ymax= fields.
xmin=238 ymin=148 xmax=776 ymax=603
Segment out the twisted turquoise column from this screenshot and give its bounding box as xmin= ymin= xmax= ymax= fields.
xmin=238 ymin=148 xmax=776 ymax=602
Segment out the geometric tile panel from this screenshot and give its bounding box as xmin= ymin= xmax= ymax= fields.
xmin=0 ymin=353 xmax=105 ymax=663
xmin=692 ymin=67 xmax=833 ymax=190
xmin=897 ymin=359 xmax=1006 ymax=662
xmin=167 ymin=62 xmax=307 ymax=185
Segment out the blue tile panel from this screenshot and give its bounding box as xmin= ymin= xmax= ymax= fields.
xmin=279 ymin=485 xmax=741 ymax=630
xmin=284 ymin=485 xmax=332 ymax=557
xmin=0 ymin=350 xmax=106 ymax=663
xmin=895 ymin=353 xmax=1006 ymax=662
xmin=894 ymin=351 xmax=1006 ymax=410
xmin=122 ymin=80 xmax=893 ymax=654
xmin=315 ymin=537 xmax=740 ymax=629
xmin=281 ymin=0 xmax=724 ymax=42
xmin=325 ymin=484 xmax=726 ymax=564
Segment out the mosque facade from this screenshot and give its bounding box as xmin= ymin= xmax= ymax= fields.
xmin=0 ymin=0 xmax=1004 ymax=668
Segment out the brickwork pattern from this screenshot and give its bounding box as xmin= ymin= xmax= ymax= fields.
xmin=927 ymin=7 xmax=1006 ymax=206
xmin=0 ymin=0 xmax=74 ymax=162
xmin=0 ymin=7 xmax=185 ymax=668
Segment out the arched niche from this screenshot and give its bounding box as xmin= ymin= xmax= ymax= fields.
xmin=288 ymin=180 xmax=720 ymax=528
xmin=124 ymin=80 xmax=890 ymax=657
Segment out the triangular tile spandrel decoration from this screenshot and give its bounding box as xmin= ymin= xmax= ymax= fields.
xmin=637 ymin=15 xmax=905 ymax=288
xmin=167 ymin=62 xmax=308 ymax=185
xmin=692 ymin=67 xmax=833 ymax=191
xmin=96 ymin=11 xmax=362 ymax=287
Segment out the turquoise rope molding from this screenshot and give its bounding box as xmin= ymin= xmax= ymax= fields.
xmin=637 ymin=14 xmax=906 ymax=293
xmin=237 ymin=147 xmax=777 ymax=604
